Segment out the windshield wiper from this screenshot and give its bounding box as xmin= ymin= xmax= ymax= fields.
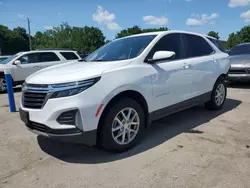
xmin=78 ymin=59 xmax=87 ymax=62
xmin=92 ymin=59 xmax=108 ymax=62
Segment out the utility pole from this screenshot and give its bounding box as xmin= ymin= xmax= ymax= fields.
xmin=27 ymin=18 xmax=31 ymax=51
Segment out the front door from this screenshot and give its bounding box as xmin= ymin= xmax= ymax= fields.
xmin=12 ymin=53 xmax=40 ymax=82
xmin=148 ymin=33 xmax=194 ymax=112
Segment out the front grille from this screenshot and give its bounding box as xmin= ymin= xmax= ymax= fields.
xmin=56 ymin=110 xmax=77 ymax=125
xmin=228 ymin=69 xmax=247 ymax=74
xmin=23 ymin=92 xmax=47 ymax=109
xmin=27 ymin=121 xmax=81 ymax=135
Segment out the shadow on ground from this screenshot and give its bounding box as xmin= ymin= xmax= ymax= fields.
xmin=37 ymin=98 xmax=241 ymax=164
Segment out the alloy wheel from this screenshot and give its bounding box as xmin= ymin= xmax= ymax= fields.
xmin=111 ymin=107 xmax=140 ymax=145
xmin=215 ymin=83 xmax=225 ymax=106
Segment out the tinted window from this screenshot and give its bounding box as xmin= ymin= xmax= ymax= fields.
xmin=38 ymin=52 xmax=60 ymax=62
xmin=207 ymin=37 xmax=225 ymax=52
xmin=147 ymin=33 xmax=183 ymax=60
xmin=229 ymin=44 xmax=250 ymax=56
xmin=0 ymin=57 xmax=8 ymax=62
xmin=60 ymin=52 xmax=79 ymax=60
xmin=182 ymin=34 xmax=214 ymax=58
xmin=18 ymin=54 xmax=38 ymax=64
xmin=0 ymin=55 xmax=18 ymax=64
xmin=85 ymin=35 xmax=156 ymax=62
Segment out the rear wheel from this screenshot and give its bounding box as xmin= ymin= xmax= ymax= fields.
xmin=0 ymin=78 xmax=7 ymax=93
xmin=99 ymin=98 xmax=145 ymax=152
xmin=205 ymin=77 xmax=227 ymax=110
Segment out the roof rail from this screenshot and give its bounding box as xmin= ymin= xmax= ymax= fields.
xmin=36 ymin=48 xmax=73 ymax=51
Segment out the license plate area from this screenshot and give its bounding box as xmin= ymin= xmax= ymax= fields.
xmin=19 ymin=109 xmax=30 ymax=125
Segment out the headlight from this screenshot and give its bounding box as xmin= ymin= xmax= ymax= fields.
xmin=50 ymin=77 xmax=100 ymax=98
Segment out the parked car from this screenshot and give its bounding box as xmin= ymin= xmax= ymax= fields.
xmin=19 ymin=31 xmax=230 ymax=152
xmin=0 ymin=55 xmax=10 ymax=62
xmin=0 ymin=49 xmax=81 ymax=92
xmin=227 ymin=43 xmax=250 ymax=82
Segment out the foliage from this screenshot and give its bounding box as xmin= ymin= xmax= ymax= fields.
xmin=227 ymin=32 xmax=240 ymax=49
xmin=33 ymin=23 xmax=105 ymax=53
xmin=0 ymin=25 xmax=29 ymax=55
xmin=207 ymin=31 xmax=220 ymax=39
xmin=115 ymin=25 xmax=168 ymax=38
xmin=2 ymin=23 xmax=250 ymax=55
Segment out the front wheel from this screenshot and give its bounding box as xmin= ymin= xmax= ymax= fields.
xmin=205 ymin=77 xmax=227 ymax=110
xmin=99 ymin=98 xmax=145 ymax=152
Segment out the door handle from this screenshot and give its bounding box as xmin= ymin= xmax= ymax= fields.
xmin=183 ymin=63 xmax=191 ymax=69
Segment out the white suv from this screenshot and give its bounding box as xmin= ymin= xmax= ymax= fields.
xmin=0 ymin=49 xmax=81 ymax=92
xmin=19 ymin=31 xmax=230 ymax=152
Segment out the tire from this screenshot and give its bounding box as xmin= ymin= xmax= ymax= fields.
xmin=99 ymin=98 xmax=145 ymax=152
xmin=205 ymin=77 xmax=227 ymax=110
xmin=0 ymin=77 xmax=7 ymax=93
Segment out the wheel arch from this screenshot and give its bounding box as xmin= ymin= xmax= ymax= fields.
xmin=97 ymin=90 xmax=150 ymax=143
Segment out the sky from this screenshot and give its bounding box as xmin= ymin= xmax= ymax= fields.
xmin=0 ymin=0 xmax=250 ymax=40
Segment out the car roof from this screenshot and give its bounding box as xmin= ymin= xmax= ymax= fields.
xmin=121 ymin=30 xmax=215 ymax=39
xmin=236 ymin=42 xmax=250 ymax=46
xmin=17 ymin=50 xmax=77 ymax=55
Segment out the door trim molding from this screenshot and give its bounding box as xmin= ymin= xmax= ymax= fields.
xmin=149 ymin=91 xmax=212 ymax=122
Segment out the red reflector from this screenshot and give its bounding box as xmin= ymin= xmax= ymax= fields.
xmin=95 ymin=104 xmax=104 ymax=117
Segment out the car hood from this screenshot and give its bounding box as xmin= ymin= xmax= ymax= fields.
xmin=26 ymin=60 xmax=131 ymax=84
xmin=228 ymin=55 xmax=250 ymax=65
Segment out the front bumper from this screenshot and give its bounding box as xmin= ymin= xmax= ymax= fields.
xmin=26 ymin=121 xmax=97 ymax=145
xmin=19 ymin=108 xmax=98 ymax=145
xmin=19 ymin=87 xmax=103 ymax=146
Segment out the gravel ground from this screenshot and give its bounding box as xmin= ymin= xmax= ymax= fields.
xmin=0 ymin=85 xmax=250 ymax=188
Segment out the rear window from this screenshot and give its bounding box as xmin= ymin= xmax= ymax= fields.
xmin=206 ymin=37 xmax=226 ymax=52
xmin=182 ymin=34 xmax=214 ymax=58
xmin=229 ymin=44 xmax=250 ymax=56
xmin=60 ymin=52 xmax=79 ymax=60
xmin=38 ymin=52 xmax=60 ymax=62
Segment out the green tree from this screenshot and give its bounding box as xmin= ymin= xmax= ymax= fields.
xmin=238 ymin=26 xmax=250 ymax=43
xmin=142 ymin=27 xmax=168 ymax=33
xmin=0 ymin=25 xmax=29 ymax=55
xmin=33 ymin=23 xmax=105 ymax=53
xmin=227 ymin=32 xmax=240 ymax=49
xmin=208 ymin=31 xmax=220 ymax=39
xmin=115 ymin=26 xmax=168 ymax=39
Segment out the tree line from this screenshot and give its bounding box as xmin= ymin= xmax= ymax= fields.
xmin=0 ymin=22 xmax=249 ymax=55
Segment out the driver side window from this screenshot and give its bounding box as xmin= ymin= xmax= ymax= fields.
xmin=18 ymin=54 xmax=38 ymax=64
xmin=147 ymin=33 xmax=183 ymax=61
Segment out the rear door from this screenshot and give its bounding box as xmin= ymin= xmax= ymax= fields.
xmin=35 ymin=52 xmax=62 ymax=70
xmin=181 ymin=33 xmax=218 ymax=97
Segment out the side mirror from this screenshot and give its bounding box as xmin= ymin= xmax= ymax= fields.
xmin=152 ymin=51 xmax=176 ymax=61
xmin=13 ymin=60 xmax=21 ymax=65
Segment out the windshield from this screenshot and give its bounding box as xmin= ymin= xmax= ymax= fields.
xmin=85 ymin=35 xmax=156 ymax=62
xmin=229 ymin=44 xmax=250 ymax=56
xmin=0 ymin=57 xmax=8 ymax=62
xmin=0 ymin=55 xmax=18 ymax=64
